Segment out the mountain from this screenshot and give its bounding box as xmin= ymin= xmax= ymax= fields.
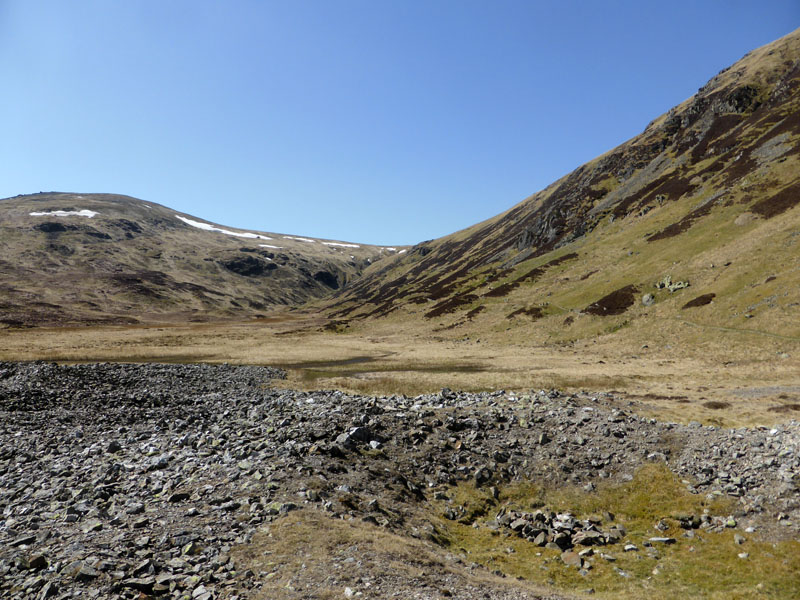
xmin=0 ymin=192 xmax=403 ymax=326
xmin=325 ymin=29 xmax=800 ymax=344
xmin=3 ymin=31 xmax=799 ymax=338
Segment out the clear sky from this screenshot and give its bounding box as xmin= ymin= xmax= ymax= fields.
xmin=1 ymin=1 xmax=797 ymax=245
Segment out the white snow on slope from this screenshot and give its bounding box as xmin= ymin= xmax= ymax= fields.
xmin=30 ymin=209 xmax=98 ymax=218
xmin=382 ymin=247 xmax=397 ymax=252
xmin=259 ymin=244 xmax=283 ymax=249
xmin=322 ymin=241 xmax=360 ymax=248
xmin=176 ymin=216 xmax=272 ymax=240
xmin=283 ymin=236 xmax=316 ymax=243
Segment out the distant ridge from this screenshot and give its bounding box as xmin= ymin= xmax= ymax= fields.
xmin=0 ymin=192 xmax=404 ymax=326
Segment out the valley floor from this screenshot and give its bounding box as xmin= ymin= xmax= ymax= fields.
xmin=2 ymin=315 xmax=799 ymax=597
xmin=1 ymin=312 xmax=798 ymax=428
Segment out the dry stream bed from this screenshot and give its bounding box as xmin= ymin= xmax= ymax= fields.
xmin=1 ymin=361 xmax=799 ymax=599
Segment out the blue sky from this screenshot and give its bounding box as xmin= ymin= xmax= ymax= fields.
xmin=1 ymin=1 xmax=797 ymax=245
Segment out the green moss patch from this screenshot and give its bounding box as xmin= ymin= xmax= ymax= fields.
xmin=431 ymin=464 xmax=800 ymax=599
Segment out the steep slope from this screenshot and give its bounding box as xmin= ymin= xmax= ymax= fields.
xmin=326 ymin=29 xmax=800 ymax=344
xmin=0 ymin=193 xmax=403 ymax=326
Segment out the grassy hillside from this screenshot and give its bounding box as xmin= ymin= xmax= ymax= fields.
xmin=323 ymin=29 xmax=800 ymax=350
xmin=0 ymin=192 xmax=403 ymax=326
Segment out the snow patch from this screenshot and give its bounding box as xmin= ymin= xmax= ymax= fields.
xmin=398 ymin=249 xmax=407 ymax=254
xmin=30 ymin=209 xmax=98 ymax=218
xmin=283 ymin=236 xmax=316 ymax=243
xmin=381 ymin=247 xmax=397 ymax=252
xmin=259 ymin=244 xmax=283 ymax=249
xmin=176 ymin=216 xmax=272 ymax=240
xmin=322 ymin=241 xmax=360 ymax=248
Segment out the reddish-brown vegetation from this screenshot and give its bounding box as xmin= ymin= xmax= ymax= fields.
xmin=506 ymin=306 xmax=544 ymax=320
xmin=703 ymin=400 xmax=731 ymax=409
xmin=647 ymin=202 xmax=715 ymax=242
xmin=583 ymin=285 xmax=639 ymax=316
xmin=750 ymin=182 xmax=800 ymax=218
xmin=682 ymin=293 xmax=716 ymax=309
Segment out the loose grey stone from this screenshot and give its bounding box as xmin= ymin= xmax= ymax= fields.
xmin=649 ymin=537 xmax=676 ymax=545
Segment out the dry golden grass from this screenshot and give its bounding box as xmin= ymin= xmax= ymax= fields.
xmin=1 ymin=309 xmax=798 ymax=427
xmin=230 ymin=509 xmax=560 ymax=599
xmin=435 ymin=464 xmax=800 ymax=600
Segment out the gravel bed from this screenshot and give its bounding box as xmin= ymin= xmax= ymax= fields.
xmin=1 ymin=362 xmax=798 ymax=599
